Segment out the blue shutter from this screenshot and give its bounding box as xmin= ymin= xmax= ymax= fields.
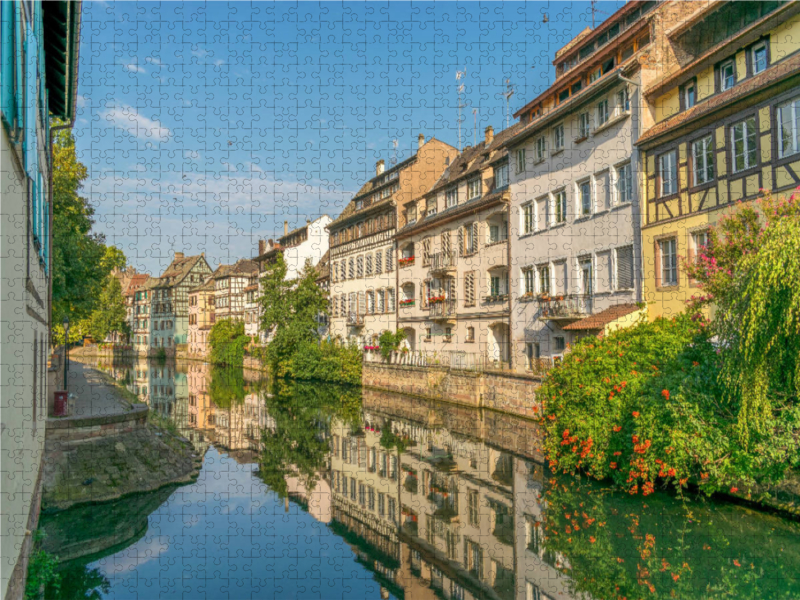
xmin=1 ymin=0 xmax=15 ymax=124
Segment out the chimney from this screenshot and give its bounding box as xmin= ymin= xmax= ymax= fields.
xmin=376 ymin=159 xmax=385 ymax=176
xmin=284 ymin=221 xmax=289 ymax=236
xmin=268 ymin=239 xmax=274 ymax=250
xmin=484 ymin=126 xmax=494 ymax=145
xmin=418 ymin=133 xmax=425 ymax=149
xmin=258 ymin=239 xmax=266 ymax=255
xmin=174 ymin=251 xmax=184 ymax=260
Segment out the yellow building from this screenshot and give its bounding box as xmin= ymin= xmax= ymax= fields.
xmin=638 ymin=1 xmax=800 ymax=319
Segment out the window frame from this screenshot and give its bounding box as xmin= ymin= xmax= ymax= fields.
xmin=578 ymin=179 xmax=593 ymax=216
xmin=749 ymin=39 xmax=769 ymax=76
xmin=730 ymin=116 xmax=759 ymax=174
xmin=718 ymin=58 xmax=736 ymax=92
xmin=615 ymin=161 xmax=633 ymax=205
xmin=467 ymin=177 xmax=481 ymax=200
xmin=494 ymin=162 xmax=509 ymax=189
xmin=597 ymin=98 xmax=610 ymax=127
xmin=515 ymin=148 xmax=526 ymax=173
xmin=658 ymin=237 xmax=679 ymax=288
xmin=554 ymin=189 xmax=567 ymax=224
xmin=658 ymin=149 xmax=678 ymax=198
xmin=535 ymin=136 xmax=546 ymax=162
xmin=553 ymin=123 xmax=565 ymax=151
xmin=777 ymin=96 xmax=800 ymax=160
xmin=578 ymin=111 xmax=590 ymax=139
xmin=691 ymin=133 xmax=715 ymax=187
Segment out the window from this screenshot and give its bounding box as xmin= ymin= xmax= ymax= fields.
xmin=538 ymin=265 xmax=550 ymax=294
xmin=732 ymin=117 xmax=757 ymax=172
xmin=387 ymin=288 xmax=395 ymax=311
xmin=523 ymin=268 xmax=534 ymax=294
xmin=579 ymin=180 xmax=592 ymax=215
xmin=719 ymin=59 xmax=735 ymax=91
xmin=365 ymin=254 xmax=373 ymax=276
xmin=422 ymin=238 xmax=431 ymax=266
xmin=536 ymin=196 xmax=549 ymax=230
xmin=691 ymin=230 xmax=709 ymax=263
xmin=553 ymin=123 xmax=564 ymax=150
xmin=375 ymin=251 xmax=383 ymax=274
xmin=751 ymin=41 xmax=768 ymax=75
xmin=579 ymin=257 xmax=593 ymax=295
xmin=554 ymin=336 xmax=566 ymax=353
xmin=489 ymin=221 xmax=508 ymax=243
xmin=464 ymin=271 xmax=476 ymax=306
xmin=356 ymin=255 xmax=364 ymax=278
xmin=490 ymin=272 xmax=508 ymax=297
xmin=386 ymin=247 xmax=394 ymax=272
xmin=367 ymin=290 xmax=374 ymax=314
xmin=426 ymin=197 xmax=437 ymax=216
xmin=616 ymin=245 xmax=634 ymax=290
xmin=425 ymin=327 xmax=432 ymax=341
xmin=597 ymin=99 xmax=609 ymax=126
xmin=446 ymin=187 xmax=458 ymax=208
xmin=659 ymin=150 xmax=677 ymax=196
xmin=516 ymin=148 xmax=526 ymax=172
xmin=578 ymin=112 xmax=590 ymax=138
xmin=692 ymin=135 xmax=715 ymax=185
xmin=468 ymin=490 xmax=480 ymax=526
xmin=659 ymin=238 xmax=678 ymax=287
xmin=348 ymin=258 xmax=355 ymax=279
xmin=522 ymin=203 xmax=534 ymax=234
xmin=376 ymin=289 xmax=385 ymax=313
xmin=406 ymin=205 xmax=417 ymax=225
xmin=466 ymin=326 xmax=475 ymax=342
xmin=461 ymin=223 xmax=478 ymax=255
xmin=685 ymin=82 xmax=696 ymax=109
xmin=616 ymin=162 xmax=633 ymax=204
xmin=494 ymin=163 xmax=509 ymax=189
xmin=378 ymin=493 xmax=385 ymax=517
xmin=617 ymin=88 xmax=630 ymax=113
xmin=778 ymin=97 xmax=800 ymax=158
xmin=467 ymin=178 xmax=481 ymax=199
xmin=536 ymin=136 xmax=546 ymax=161
xmin=555 ymin=190 xmax=567 ymax=223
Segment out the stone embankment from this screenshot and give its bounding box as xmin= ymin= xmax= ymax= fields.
xmin=43 ymin=361 xmax=204 ymax=512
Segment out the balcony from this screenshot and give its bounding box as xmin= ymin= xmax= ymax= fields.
xmin=347 ymin=312 xmax=365 ymax=326
xmin=537 ymin=294 xmax=592 ymax=321
xmin=429 ymin=298 xmax=457 ymax=321
xmin=429 ymin=251 xmax=457 ymax=274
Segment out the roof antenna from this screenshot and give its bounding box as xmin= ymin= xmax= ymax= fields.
xmin=456 ymin=68 xmax=466 ymax=151
xmin=591 ymin=0 xmax=597 ymax=28
xmin=472 ymin=108 xmax=477 ymax=147
xmin=391 ymin=139 xmax=398 ymax=166
xmin=503 ymin=78 xmax=515 ymax=130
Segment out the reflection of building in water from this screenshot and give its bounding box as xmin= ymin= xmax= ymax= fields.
xmin=326 ymin=399 xmax=576 ymax=600
xmin=148 ymin=363 xmax=176 ymax=417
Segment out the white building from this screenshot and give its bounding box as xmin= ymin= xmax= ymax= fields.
xmin=278 ymin=215 xmax=332 ymax=280
xmin=506 ymin=7 xmax=652 ymax=371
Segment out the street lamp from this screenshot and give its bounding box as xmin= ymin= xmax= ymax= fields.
xmin=63 ymin=316 xmax=70 ymax=393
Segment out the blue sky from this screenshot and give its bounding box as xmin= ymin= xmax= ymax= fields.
xmin=74 ymin=1 xmax=622 ymax=275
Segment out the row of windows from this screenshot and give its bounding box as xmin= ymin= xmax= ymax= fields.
xmin=332 ymin=247 xmax=394 ymax=282
xmin=331 ymin=288 xmax=396 ymax=317
xmin=330 ymin=212 xmax=396 ymax=246
xmin=657 ymin=96 xmax=800 ymax=198
xmin=521 ymin=161 xmax=633 ymax=234
xmin=331 ymin=470 xmax=398 ymax=523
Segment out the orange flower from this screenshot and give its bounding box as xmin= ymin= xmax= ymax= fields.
xmin=613 ymin=425 xmax=622 ymax=432
xmin=661 ymin=389 xmax=670 ymax=400
xmin=733 ymin=559 xmax=741 ymax=567
xmin=730 ymin=486 xmax=739 ymax=493
xmin=589 ymin=536 xmax=596 ymax=543
xmin=632 ymin=411 xmax=640 ymax=418
xmin=672 ymin=573 xmax=680 ymax=581
xmin=610 ymin=462 xmax=618 ymax=469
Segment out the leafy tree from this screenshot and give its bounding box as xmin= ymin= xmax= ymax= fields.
xmin=684 ymin=191 xmax=800 ymax=443
xmin=378 ymin=329 xmax=406 ymax=361
xmin=208 ymin=319 xmax=249 ymax=367
xmin=258 ymin=251 xmax=290 ymax=340
xmin=51 ymin=130 xmax=120 ymax=329
xmin=88 ymin=274 xmax=129 ymax=342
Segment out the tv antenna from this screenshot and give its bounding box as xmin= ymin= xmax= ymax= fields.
xmin=456 ymin=68 xmax=466 ymax=150
xmin=391 ymin=139 xmax=398 ymax=165
xmin=503 ymin=78 xmax=515 ymax=130
xmin=473 ymin=108 xmax=477 ymax=147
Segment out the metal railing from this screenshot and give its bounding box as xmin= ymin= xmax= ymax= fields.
xmin=347 ymin=312 xmax=365 ymax=326
xmin=366 ymin=349 xmax=513 ymax=373
xmin=429 ymin=251 xmax=457 ymax=272
xmin=429 ymin=299 xmax=457 ymax=320
xmin=537 ymin=294 xmax=592 ymax=319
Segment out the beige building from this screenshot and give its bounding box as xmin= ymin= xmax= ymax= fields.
xmin=132 ymin=276 xmax=159 ymax=355
xmin=328 ymin=135 xmax=458 ymax=345
xmin=212 ymin=258 xmax=257 ymax=323
xmin=188 ymin=275 xmax=216 ymax=357
xmin=394 ymin=124 xmax=523 ymax=367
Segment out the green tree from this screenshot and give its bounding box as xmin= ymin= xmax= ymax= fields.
xmin=685 ymin=191 xmax=800 ymax=443
xmin=51 ymin=131 xmax=125 ymax=335
xmin=208 ymin=319 xmax=249 ymax=367
xmin=88 ymin=274 xmax=129 ymax=342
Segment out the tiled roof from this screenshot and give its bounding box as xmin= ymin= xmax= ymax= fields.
xmin=638 ymin=53 xmax=800 ymax=147
xmin=562 ymin=303 xmax=641 ymax=331
xmin=189 ymin=277 xmax=216 ymax=294
xmin=123 ymin=274 xmax=149 ymax=296
xmin=213 ymin=258 xmax=258 ymax=279
xmin=243 ymin=283 xmax=259 ymax=293
xmin=253 ymin=244 xmax=284 ymax=263
xmin=156 ymin=254 xmax=208 ymax=288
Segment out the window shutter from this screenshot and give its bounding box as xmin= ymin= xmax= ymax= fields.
xmin=654 ymin=242 xmax=662 ymax=288
xmin=616 ymin=246 xmax=634 ymax=289
xmin=458 ymin=227 xmax=464 ymax=256
xmin=472 ymin=222 xmax=479 ymax=253
xmin=358 ymin=291 xmax=366 ymax=315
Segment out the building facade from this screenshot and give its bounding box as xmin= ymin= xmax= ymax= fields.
xmin=131 ymin=277 xmax=158 ymax=355
xmin=506 ymin=1 xmax=657 ymax=371
xmin=328 ymin=135 xmax=458 ymax=345
xmin=123 ymin=273 xmax=150 ymax=342
xmin=213 ymin=258 xmax=257 ymax=323
xmin=150 ymin=252 xmax=212 ymax=353
xmin=188 ymin=275 xmax=216 ymax=357
xmin=638 ymin=1 xmax=800 ymax=318
xmin=394 ymin=125 xmax=522 ymax=367
xmin=278 ymin=215 xmax=332 ymax=280
xmin=0 ymin=1 xmax=81 ymax=595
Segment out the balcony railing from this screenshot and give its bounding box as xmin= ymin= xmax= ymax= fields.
xmin=537 ymin=294 xmax=592 ymax=320
xmin=347 ymin=312 xmax=365 ymax=326
xmin=429 ymin=251 xmax=457 ymax=273
xmin=367 ymin=349 xmax=515 ymax=373
xmin=429 ymin=299 xmax=457 ymax=320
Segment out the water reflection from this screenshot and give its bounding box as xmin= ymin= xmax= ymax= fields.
xmin=58 ymin=356 xmax=800 ymax=600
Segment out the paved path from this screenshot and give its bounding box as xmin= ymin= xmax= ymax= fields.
xmin=64 ymin=360 xmax=131 ymax=418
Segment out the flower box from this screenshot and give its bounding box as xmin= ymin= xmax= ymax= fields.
xmin=428 ymin=295 xmax=446 ymax=304
xmin=399 ymin=299 xmax=415 ymax=307
xmin=398 ymin=256 xmax=415 ymax=267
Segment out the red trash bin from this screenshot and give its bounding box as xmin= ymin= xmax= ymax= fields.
xmin=54 ymin=391 xmax=68 ymax=417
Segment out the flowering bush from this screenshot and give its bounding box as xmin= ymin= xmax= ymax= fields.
xmin=540 ymin=314 xmax=800 ymax=495
xmin=363 ymin=345 xmax=380 ymax=351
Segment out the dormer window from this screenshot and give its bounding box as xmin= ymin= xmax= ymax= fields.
xmin=446 ymin=187 xmax=458 ymax=208
xmin=467 ymin=177 xmax=481 ymax=200
xmin=751 ymin=41 xmax=768 ymax=75
xmin=719 ymin=59 xmax=736 ymax=91
xmin=494 ymin=163 xmax=509 ymax=190
xmin=355 ymin=199 xmax=363 ymax=210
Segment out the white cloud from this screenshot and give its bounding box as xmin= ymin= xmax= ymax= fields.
xmin=214 ymin=59 xmax=225 ymax=67
xmin=146 ymin=56 xmax=162 ymax=66
xmin=101 ymin=103 xmax=171 ymax=142
xmin=191 ymin=47 xmax=209 ymax=58
xmin=123 ymin=63 xmax=146 ymax=74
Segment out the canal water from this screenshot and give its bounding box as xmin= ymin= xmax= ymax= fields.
xmin=43 ymin=358 xmax=800 ymax=599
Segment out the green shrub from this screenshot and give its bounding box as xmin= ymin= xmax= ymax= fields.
xmin=290 ymin=339 xmax=362 ymax=385
xmin=541 ymin=314 xmax=800 ymax=495
xmin=25 ymin=531 xmax=60 ymax=600
xmin=209 ymin=319 xmax=249 ymax=367
xmin=377 ymin=329 xmax=406 ymax=362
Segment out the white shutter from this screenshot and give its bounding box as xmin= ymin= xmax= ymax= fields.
xmin=471 ymin=222 xmax=479 ymax=253
xmin=616 ymin=245 xmax=634 ymax=289
xmin=358 ymin=291 xmax=366 ymax=315
xmin=458 ymin=227 xmax=464 ymax=257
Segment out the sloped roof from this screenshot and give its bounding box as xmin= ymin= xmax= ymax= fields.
xmin=315 ymin=250 xmax=330 ymax=281
xmin=123 ymin=274 xmax=149 ymax=296
xmin=142 ymin=276 xmax=161 ymax=291
xmin=156 ymin=254 xmax=209 ymax=288
xmin=562 ymin=303 xmax=640 ymax=331
xmin=213 ymin=258 xmax=258 ymax=279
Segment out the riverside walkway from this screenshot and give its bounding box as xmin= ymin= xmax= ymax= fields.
xmin=62 ymin=360 xmax=132 ymax=418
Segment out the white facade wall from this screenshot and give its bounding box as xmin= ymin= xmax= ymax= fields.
xmin=508 ymin=74 xmax=643 ymax=368
xmin=281 ymin=215 xmax=332 ymax=280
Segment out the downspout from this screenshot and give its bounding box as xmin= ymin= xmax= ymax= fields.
xmin=507 ymin=192 xmax=513 ymax=370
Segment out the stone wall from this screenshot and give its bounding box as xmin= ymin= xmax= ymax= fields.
xmin=362 ymin=362 xmax=541 ymax=419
